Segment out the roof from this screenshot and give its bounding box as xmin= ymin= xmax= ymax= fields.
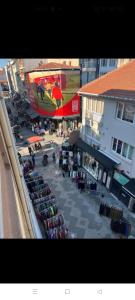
xmin=122 ymin=179 xmax=135 ymax=197
xmin=78 ymin=59 xmax=135 ymax=101
xmin=76 ymin=138 xmax=119 ymax=170
xmin=27 ymin=62 xmax=80 ymax=73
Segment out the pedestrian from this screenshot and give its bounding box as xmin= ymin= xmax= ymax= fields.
xmin=28 ymin=159 xmax=33 ymax=170
xmin=38 ymin=142 xmax=42 ymax=150
xmin=39 ymin=121 xmax=42 ymax=128
xmin=18 ymin=152 xmax=22 ymax=164
xmin=32 ymin=124 xmax=34 ymax=132
xmin=34 ymin=143 xmax=38 ymax=151
xmin=28 ymin=146 xmax=33 ymax=156
xmin=31 ymin=153 xmax=35 ymax=167
xmin=44 ymin=119 xmax=47 ymax=131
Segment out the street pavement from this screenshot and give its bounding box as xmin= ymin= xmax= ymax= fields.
xmin=18 ymin=127 xmax=135 ymax=238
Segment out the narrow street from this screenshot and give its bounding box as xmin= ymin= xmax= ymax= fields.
xmin=19 ymin=127 xmax=135 ymax=238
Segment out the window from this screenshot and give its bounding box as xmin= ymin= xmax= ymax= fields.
xmin=122 ymin=143 xmax=128 ymax=157
xmin=101 ymin=59 xmax=107 ymax=66
xmin=112 ymin=138 xmax=117 ymax=151
xmin=96 ymin=101 xmax=101 ymax=114
xmin=128 ymin=145 xmax=134 ymax=160
xmin=123 ymin=104 xmax=135 ymax=123
xmin=116 ymin=102 xmax=135 ymax=123
xmin=85 ymin=125 xmax=91 ymax=136
xmin=92 ymin=99 xmax=97 ymax=112
xmin=69 ymin=61 xmax=72 ymax=66
xmin=116 ymin=102 xmax=124 ymax=119
xmin=117 ymin=140 xmax=123 ymax=154
xmin=112 ymin=137 xmax=134 ymax=160
xmin=109 ymin=59 xmax=116 ymax=66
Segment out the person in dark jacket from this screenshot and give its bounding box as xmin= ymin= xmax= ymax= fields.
xmin=28 ymin=146 xmax=33 ymax=156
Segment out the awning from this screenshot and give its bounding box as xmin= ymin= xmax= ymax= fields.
xmin=122 ymin=179 xmax=135 ymax=198
xmin=26 ymin=136 xmax=44 ymax=144
xmin=76 ymin=138 xmax=120 ymax=170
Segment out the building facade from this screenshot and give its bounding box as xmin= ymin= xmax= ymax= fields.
xmin=98 ymin=59 xmax=118 ymax=76
xmin=78 ymin=59 xmax=135 ymax=212
xmin=117 ymin=59 xmax=132 ymax=68
xmin=80 ymin=59 xmax=98 ymax=85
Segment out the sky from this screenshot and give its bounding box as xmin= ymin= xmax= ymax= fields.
xmin=0 ymin=59 xmax=9 ymax=68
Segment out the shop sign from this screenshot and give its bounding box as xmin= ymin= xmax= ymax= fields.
xmin=113 ymin=171 xmax=129 ymax=186
xmin=93 ymin=112 xmax=102 ymax=123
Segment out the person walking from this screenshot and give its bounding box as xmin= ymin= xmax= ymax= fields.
xmin=18 ymin=152 xmax=22 ymax=164
xmin=39 ymin=121 xmax=42 ymax=129
xmin=28 ymin=146 xmax=33 ymax=156
xmin=34 ymin=143 xmax=38 ymax=151
xmin=44 ymin=120 xmax=47 ymax=131
xmin=38 ymin=142 xmax=42 ymax=150
xmin=32 ymin=124 xmax=34 ymax=133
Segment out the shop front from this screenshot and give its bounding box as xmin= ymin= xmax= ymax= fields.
xmin=120 ymin=179 xmax=135 ymax=212
xmin=83 ymin=152 xmax=99 ymax=180
xmin=110 ymin=171 xmax=130 ymax=204
xmin=76 ymin=138 xmax=119 ymax=191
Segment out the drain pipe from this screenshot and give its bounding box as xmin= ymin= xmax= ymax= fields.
xmin=0 ymin=89 xmax=42 ymax=238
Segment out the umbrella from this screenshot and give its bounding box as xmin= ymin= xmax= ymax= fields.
xmin=26 ymin=136 xmax=44 ymax=144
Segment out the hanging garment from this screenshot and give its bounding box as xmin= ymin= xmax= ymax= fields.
xmin=106 ymin=206 xmax=111 ymax=218
xmin=110 ymin=207 xmax=123 ymax=220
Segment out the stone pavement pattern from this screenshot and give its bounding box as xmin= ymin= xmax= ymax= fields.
xmin=15 ymin=125 xmax=135 ymax=238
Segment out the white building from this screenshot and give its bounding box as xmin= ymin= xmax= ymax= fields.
xmin=78 ymin=59 xmax=135 ymax=211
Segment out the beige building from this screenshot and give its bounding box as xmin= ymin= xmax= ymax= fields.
xmin=47 ymin=58 xmax=79 ymax=66
xmin=117 ymin=59 xmax=133 ymax=67
xmin=0 ymin=86 xmax=42 ymax=238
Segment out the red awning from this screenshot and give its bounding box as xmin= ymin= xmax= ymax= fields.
xmin=26 ymin=136 xmax=44 ymax=144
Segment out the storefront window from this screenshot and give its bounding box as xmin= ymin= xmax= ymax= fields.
xmin=83 ymin=152 xmax=99 ymax=180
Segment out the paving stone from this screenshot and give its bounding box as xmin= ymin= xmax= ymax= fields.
xmin=19 ymin=129 xmax=135 ymax=239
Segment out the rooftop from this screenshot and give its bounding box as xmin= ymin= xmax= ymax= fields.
xmin=78 ymin=59 xmax=135 ymax=100
xmin=27 ymin=62 xmax=80 ymax=73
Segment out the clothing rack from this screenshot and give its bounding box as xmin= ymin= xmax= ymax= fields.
xmin=25 ymin=176 xmax=43 ymax=183
xmin=25 ymin=171 xmax=68 ymax=239
xmin=30 ymin=183 xmax=48 ymax=192
xmin=35 ymin=198 xmax=56 ymax=213
xmin=33 ymin=194 xmax=55 ymax=205
xmin=110 ymin=218 xmax=131 ymax=237
xmin=99 ymin=202 xmax=123 ymax=220
xmin=45 ymin=224 xmax=68 ymax=239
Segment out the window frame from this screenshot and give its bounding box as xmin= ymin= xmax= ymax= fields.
xmin=111 ymin=137 xmax=134 ymax=161
xmin=109 ymin=59 xmax=116 ymax=66
xmin=116 ymin=101 xmax=135 ymax=124
xmin=116 ymin=102 xmax=124 ymax=119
